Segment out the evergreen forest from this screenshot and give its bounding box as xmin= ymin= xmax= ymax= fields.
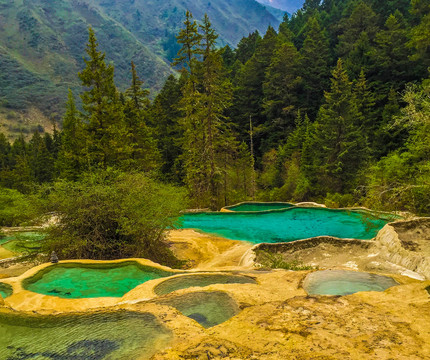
xmin=0 ymin=0 xmax=429 ymax=263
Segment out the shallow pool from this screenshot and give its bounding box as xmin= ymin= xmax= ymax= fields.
xmin=223 ymin=202 xmax=293 ymax=212
xmin=23 ymin=262 xmax=175 ymax=298
xmin=303 ymin=270 xmax=398 ymax=296
xmin=1 ymin=232 xmax=45 ymax=253
xmin=0 ymin=310 xmax=172 ymax=360
xmin=154 ymin=274 xmax=256 ymax=296
xmin=180 ymin=207 xmax=393 ymax=243
xmin=0 ymin=283 xmax=12 ymax=299
xmin=158 ymin=291 xmax=239 ymax=328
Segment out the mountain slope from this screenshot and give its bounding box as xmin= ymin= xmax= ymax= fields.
xmin=0 ymin=0 xmax=280 ymax=137
xmin=255 ymin=0 xmax=304 ymax=13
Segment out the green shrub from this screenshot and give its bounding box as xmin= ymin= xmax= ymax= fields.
xmin=0 ymin=187 xmax=39 ymax=226
xmin=325 ymin=193 xmax=355 ymax=208
xmin=42 ymin=170 xmax=188 ymax=267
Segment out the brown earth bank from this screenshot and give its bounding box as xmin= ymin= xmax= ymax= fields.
xmin=167 ymin=229 xmax=254 ymax=270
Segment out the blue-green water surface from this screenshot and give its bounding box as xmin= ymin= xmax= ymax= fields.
xmin=303 ymin=270 xmax=398 ymax=296
xmin=0 ymin=283 xmax=12 ymax=298
xmin=158 ymin=291 xmax=239 ymax=328
xmin=154 ymin=274 xmax=256 ymax=296
xmin=1 ymin=232 xmax=45 ymax=253
xmin=24 ymin=262 xmax=175 ymax=298
xmin=180 ymin=207 xmax=392 ymax=243
xmin=0 ymin=310 xmax=172 ymax=360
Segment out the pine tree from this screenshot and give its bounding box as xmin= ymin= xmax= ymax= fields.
xmin=57 ymin=89 xmax=85 ymax=180
xmin=174 ymin=12 xmax=206 ymax=205
xmin=231 ymin=26 xmax=278 ymax=150
xmin=198 ymin=14 xmax=233 ymax=209
xmin=175 ymin=13 xmax=233 ymax=209
xmin=299 ymin=16 xmax=331 ymax=118
xmin=150 ymin=75 xmax=184 ymax=182
xmin=29 ymin=131 xmax=54 ymax=184
xmin=372 ymin=11 xmax=415 ymax=93
xmin=235 ymin=31 xmax=261 ymax=64
xmin=354 ymin=69 xmax=376 ymax=132
xmin=8 ymin=135 xmax=32 ymax=192
xmin=173 ymin=10 xmax=201 ymax=81
xmin=78 ymin=27 xmax=126 ymax=169
xmin=263 ymin=41 xmax=302 ymax=150
xmin=374 ymin=87 xmax=408 ymax=157
xmin=408 ymin=0 xmax=430 ymax=68
xmin=336 ymin=1 xmax=379 ymax=78
xmin=123 ymin=61 xmax=159 ymax=171
xmin=313 ymin=59 xmax=368 ymax=194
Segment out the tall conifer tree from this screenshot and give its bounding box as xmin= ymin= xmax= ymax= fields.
xmin=79 ymin=27 xmax=126 ymax=169
xmin=313 ymin=59 xmax=368 ymax=194
xmin=57 ymin=89 xmax=84 ymax=180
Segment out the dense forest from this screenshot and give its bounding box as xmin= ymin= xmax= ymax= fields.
xmin=0 ymin=0 xmax=429 ymax=262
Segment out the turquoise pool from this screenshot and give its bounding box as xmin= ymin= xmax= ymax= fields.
xmin=180 ymin=207 xmax=393 ymax=243
xmin=158 ymin=291 xmax=239 ymax=328
xmin=303 ymin=270 xmax=398 ymax=296
xmin=1 ymin=232 xmax=45 ymax=253
xmin=0 ymin=310 xmax=172 ymax=359
xmin=23 ymin=262 xmax=175 ymax=298
xmin=223 ymin=202 xmax=293 ymax=212
xmin=154 ymin=274 xmax=257 ymax=296
xmin=0 ymin=283 xmax=12 ymax=299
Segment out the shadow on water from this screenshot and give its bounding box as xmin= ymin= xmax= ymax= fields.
xmin=6 ymin=339 xmax=119 ymax=360
xmin=0 ymin=311 xmax=172 ymax=360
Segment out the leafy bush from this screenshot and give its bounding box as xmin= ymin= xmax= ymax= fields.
xmin=324 ymin=193 xmax=355 ymax=208
xmin=0 ymin=187 xmax=39 ymax=226
xmin=42 ymin=170 xmax=188 ymax=267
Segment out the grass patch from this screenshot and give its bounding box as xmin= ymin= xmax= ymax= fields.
xmin=255 ymin=250 xmax=317 ymax=271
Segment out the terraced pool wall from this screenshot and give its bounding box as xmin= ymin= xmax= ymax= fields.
xmin=221 ymin=202 xmax=294 ymax=212
xmin=374 ymin=219 xmax=430 ymax=279
xmin=254 ymin=236 xmax=372 ymax=253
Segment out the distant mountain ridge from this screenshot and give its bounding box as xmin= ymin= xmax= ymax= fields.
xmin=255 ymin=0 xmax=304 ymax=13
xmin=0 ymin=0 xmax=280 ymax=137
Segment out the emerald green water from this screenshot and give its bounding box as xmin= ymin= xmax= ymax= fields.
xmin=154 ymin=274 xmax=257 ymax=296
xmin=1 ymin=232 xmax=45 ymax=253
xmin=158 ymin=291 xmax=239 ymax=328
xmin=224 ymin=202 xmax=293 ymax=212
xmin=0 ymin=283 xmax=12 ymax=298
xmin=0 ymin=310 xmax=172 ymax=359
xmin=180 ymin=207 xmax=392 ymax=243
xmin=24 ymin=262 xmax=175 ymax=298
xmin=303 ymin=270 xmax=398 ymax=296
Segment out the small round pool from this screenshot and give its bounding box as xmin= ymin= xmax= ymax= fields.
xmin=154 ymin=274 xmax=257 ymax=295
xmin=0 ymin=282 xmax=12 ymax=299
xmin=303 ymin=270 xmax=398 ymax=296
xmin=0 ymin=310 xmax=172 ymax=359
xmin=158 ymin=291 xmax=240 ymax=328
xmin=23 ymin=262 xmax=175 ymax=298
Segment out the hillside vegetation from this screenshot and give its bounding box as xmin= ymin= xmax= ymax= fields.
xmin=0 ymin=0 xmax=280 ymax=138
